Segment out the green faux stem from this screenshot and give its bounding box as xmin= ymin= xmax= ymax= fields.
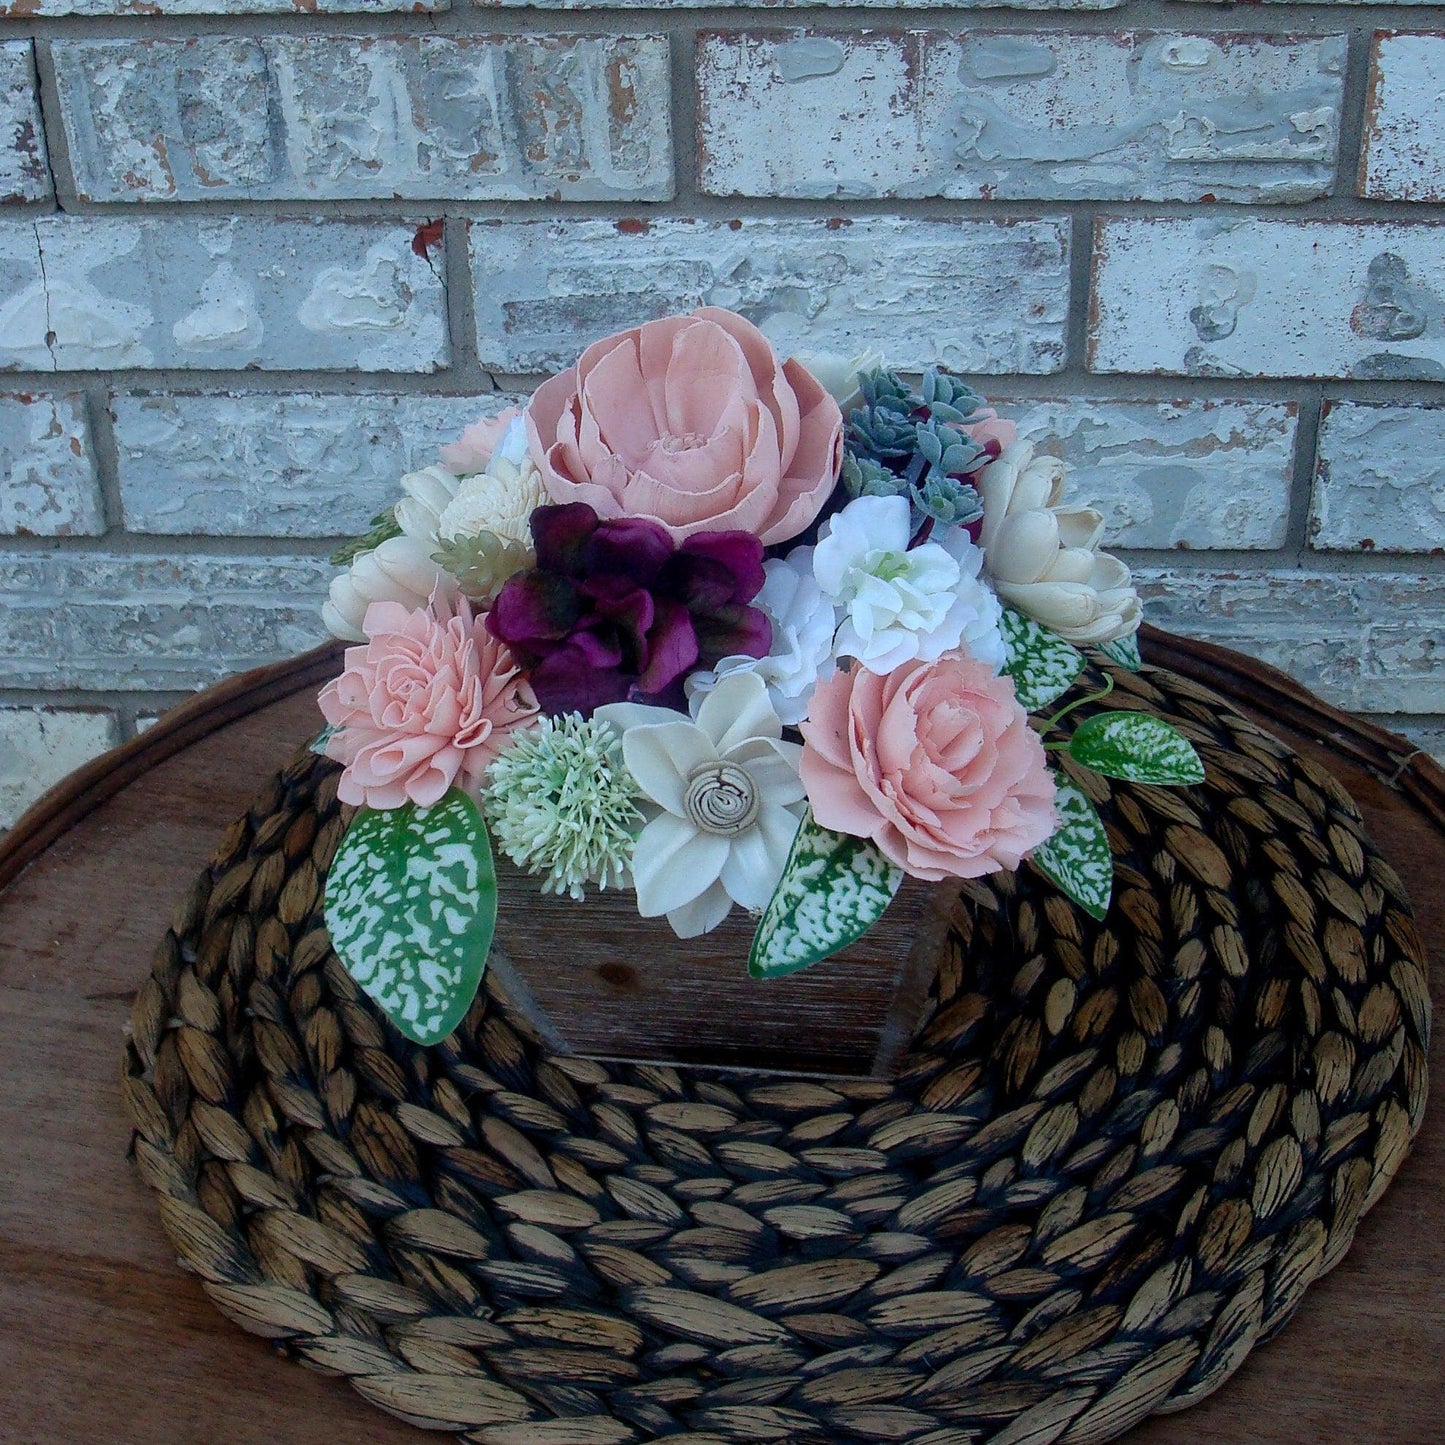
xmin=1039 ymin=674 xmax=1115 ymax=737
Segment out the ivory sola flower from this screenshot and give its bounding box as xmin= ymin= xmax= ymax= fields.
xmin=596 ymin=672 xmax=806 ymax=939
xmin=977 ymin=441 xmax=1141 ymax=646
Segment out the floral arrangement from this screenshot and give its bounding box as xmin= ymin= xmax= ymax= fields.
xmin=317 ymin=307 xmax=1202 ymax=1046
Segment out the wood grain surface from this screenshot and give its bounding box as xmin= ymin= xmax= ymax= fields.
xmin=0 ymin=639 xmax=1441 ymax=1444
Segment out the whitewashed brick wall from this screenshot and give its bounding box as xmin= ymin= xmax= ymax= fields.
xmin=1 ymin=0 xmax=1443 ymax=827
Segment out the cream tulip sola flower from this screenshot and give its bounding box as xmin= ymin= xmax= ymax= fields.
xmin=813 ymin=494 xmax=1006 ymax=675
xmin=789 ymin=345 xmax=885 ymax=411
xmin=321 ymin=534 xmax=458 ymax=642
xmin=393 ymin=464 xmax=459 ymax=547
xmin=595 ymin=672 xmax=806 ymax=940
xmin=976 ymin=442 xmax=1142 ymax=646
xmin=324 ymin=466 xmax=459 ymax=641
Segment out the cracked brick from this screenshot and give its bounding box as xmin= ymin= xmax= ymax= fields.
xmin=0 ymin=217 xmax=448 ymax=372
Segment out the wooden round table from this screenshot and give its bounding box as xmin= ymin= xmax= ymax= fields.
xmin=0 ymin=630 xmax=1441 ymax=1444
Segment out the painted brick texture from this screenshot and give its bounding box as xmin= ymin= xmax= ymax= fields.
xmin=0 ymin=392 xmax=103 ymax=536
xmin=0 ymin=707 xmax=119 ymax=829
xmin=1361 ymin=34 xmax=1445 ymax=202
xmin=0 ymin=552 xmax=332 ymax=691
xmin=2 ymin=0 xmax=444 ymax=12
xmin=1311 ymin=402 xmax=1445 ymax=552
xmin=54 ymin=36 xmax=673 ymax=204
xmin=470 ymin=216 xmax=1072 ymax=375
xmin=1089 ymin=218 xmax=1445 ymax=380
xmin=0 ymin=217 xmax=448 ymax=372
xmin=698 ymin=32 xmax=1345 ymax=204
xmin=0 ymin=1 xmax=1439 ymax=776
xmin=0 ymin=42 xmax=46 ymax=204
xmin=114 ymin=392 xmax=523 ymax=537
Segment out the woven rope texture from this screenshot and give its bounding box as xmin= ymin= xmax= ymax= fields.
xmin=122 ymin=661 xmax=1430 ymax=1445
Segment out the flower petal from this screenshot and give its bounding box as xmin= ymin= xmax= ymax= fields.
xmin=719 ymin=805 xmax=801 ymax=910
xmin=621 ymin=720 xmax=716 ymax=814
xmin=632 ymin=814 xmax=729 ymax=916
xmin=664 ymin=881 xmax=733 ymax=939
xmin=696 ymin=670 xmax=781 ymax=753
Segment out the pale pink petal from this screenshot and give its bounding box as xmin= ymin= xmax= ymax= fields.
xmin=581 ymin=337 xmax=664 ymax=467
xmin=663 ymin=318 xmax=751 ymax=440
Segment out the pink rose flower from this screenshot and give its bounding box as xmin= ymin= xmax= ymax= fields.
xmin=525 ymin=307 xmax=844 ymax=545
xmin=800 ymin=652 xmax=1057 ymax=882
xmin=439 ymin=407 xmax=522 ymax=476
xmin=319 ymin=596 xmax=539 ymax=811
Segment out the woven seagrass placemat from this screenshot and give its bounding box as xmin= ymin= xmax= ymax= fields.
xmin=122 ymin=658 xmax=1429 ymax=1444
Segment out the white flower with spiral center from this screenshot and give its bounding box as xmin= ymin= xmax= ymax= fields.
xmin=595 ymin=672 xmax=806 ymax=939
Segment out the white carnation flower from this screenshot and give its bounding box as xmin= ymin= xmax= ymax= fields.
xmin=684 ymin=548 xmax=839 ymax=726
xmin=813 ymin=494 xmax=1005 ymax=675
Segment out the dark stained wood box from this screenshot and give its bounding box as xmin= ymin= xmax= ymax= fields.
xmin=489 ymin=862 xmax=950 ymax=1078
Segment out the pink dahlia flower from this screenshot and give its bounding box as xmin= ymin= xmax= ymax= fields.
xmin=319 ymin=596 xmax=539 ymax=810
xmin=525 ymin=307 xmax=844 ymax=545
xmin=800 ymin=652 xmax=1057 ymax=882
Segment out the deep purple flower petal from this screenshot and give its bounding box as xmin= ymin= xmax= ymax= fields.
xmin=657 ymin=552 xmax=735 ymax=613
xmin=580 ymin=576 xmax=656 ymax=661
xmin=530 ymin=503 xmax=600 ymax=576
xmin=584 ymin=516 xmax=674 ymax=586
xmin=635 ymin=601 xmax=699 ymax=695
xmin=693 ymin=602 xmax=772 ymax=666
xmin=529 ymin=644 xmax=634 ymax=717
xmin=679 ymin=531 xmax=766 ymax=603
xmin=564 ymin=625 xmax=624 ymax=670
xmin=488 ymin=571 xmax=581 ymax=648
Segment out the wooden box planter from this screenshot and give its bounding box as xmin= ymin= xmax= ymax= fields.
xmin=489 ymin=862 xmax=952 ymax=1078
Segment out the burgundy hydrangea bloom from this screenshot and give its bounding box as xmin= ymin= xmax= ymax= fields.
xmin=487 ymin=503 xmax=772 ymax=716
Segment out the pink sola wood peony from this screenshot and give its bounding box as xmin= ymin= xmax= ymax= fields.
xmin=525 ymin=307 xmax=844 ymax=544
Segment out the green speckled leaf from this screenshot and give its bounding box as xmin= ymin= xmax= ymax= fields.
xmin=1031 ymin=777 xmax=1112 ymax=921
xmin=1000 ymin=608 xmax=1085 ymax=713
xmin=1068 ymin=710 xmax=1206 ymax=787
xmin=1097 ymin=633 xmax=1143 ymax=672
xmin=323 ymin=790 xmax=496 ymax=1046
xmin=749 ymin=808 xmax=903 ymax=980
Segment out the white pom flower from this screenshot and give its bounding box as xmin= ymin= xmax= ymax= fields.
xmin=595 ymin=672 xmax=805 ymax=940
xmin=812 ymin=495 xmax=1005 ymax=675
xmin=684 ymin=548 xmax=839 ymax=726
xmin=976 ymin=441 xmax=1141 ymax=646
xmin=437 ymin=454 xmax=547 ymax=552
xmin=320 ymin=534 xmax=457 ymax=642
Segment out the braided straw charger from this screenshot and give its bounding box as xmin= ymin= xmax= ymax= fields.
xmin=122 ymin=658 xmax=1429 ymax=1444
